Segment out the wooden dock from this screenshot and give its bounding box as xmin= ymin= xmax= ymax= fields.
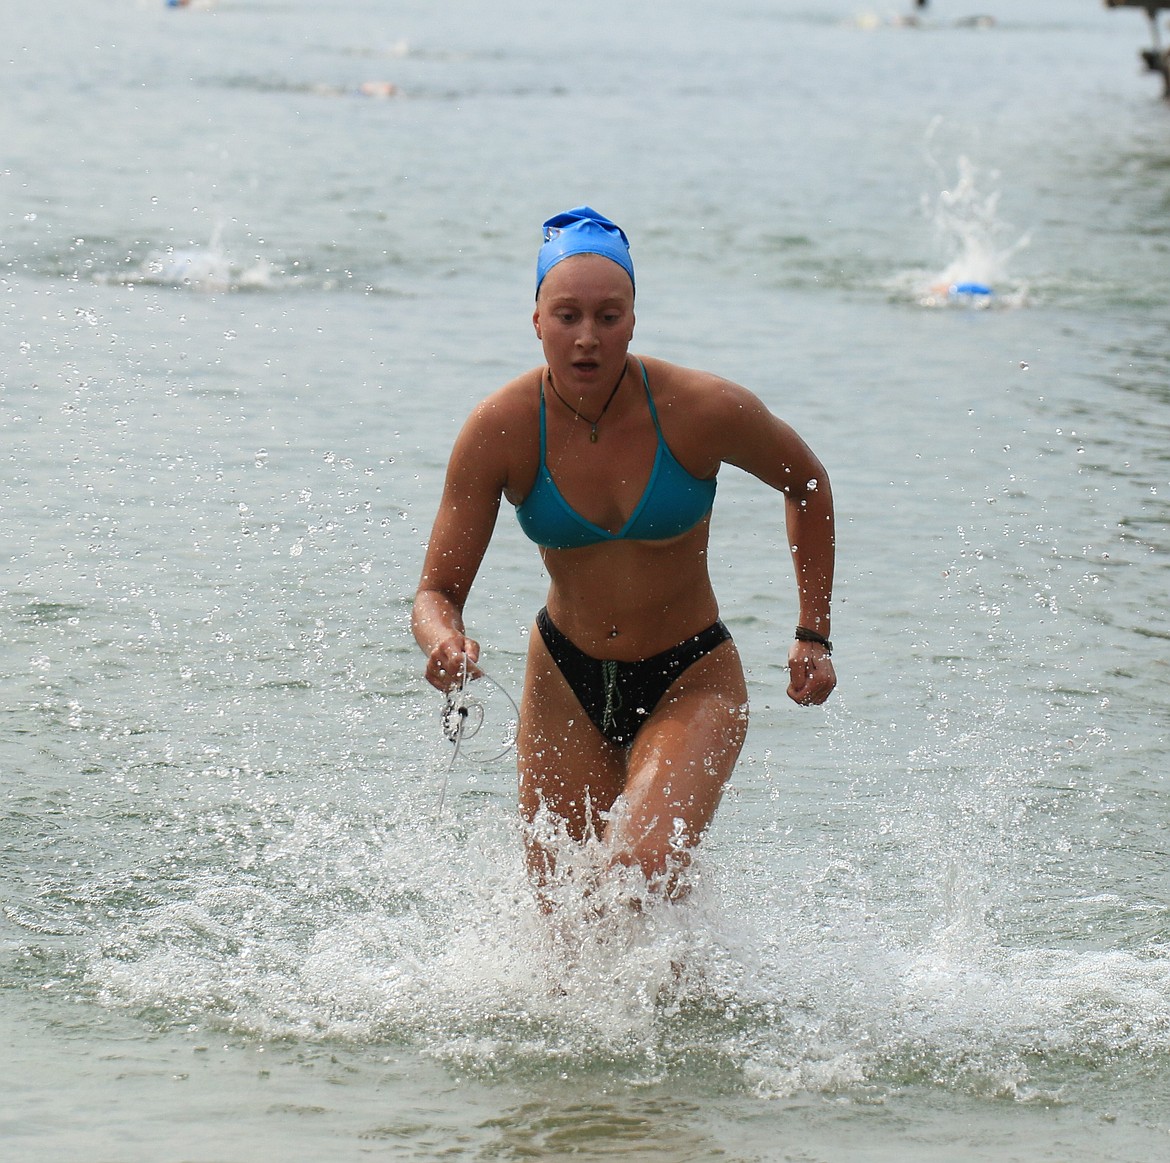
xmin=1105 ymin=0 xmax=1170 ymax=96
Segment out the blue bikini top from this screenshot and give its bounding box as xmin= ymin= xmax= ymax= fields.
xmin=515 ymin=360 xmax=717 ymax=550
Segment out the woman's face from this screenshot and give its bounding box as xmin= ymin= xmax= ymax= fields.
xmin=533 ymin=254 xmax=635 ymax=391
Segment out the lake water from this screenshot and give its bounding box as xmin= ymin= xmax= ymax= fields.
xmin=3 ymin=1 xmax=1169 ymax=1160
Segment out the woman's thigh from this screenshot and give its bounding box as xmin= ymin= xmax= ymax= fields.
xmin=517 ymin=627 xmax=627 ymax=841
xmin=604 ymin=640 xmax=749 ymax=889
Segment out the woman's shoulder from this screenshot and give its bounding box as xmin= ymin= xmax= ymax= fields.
xmin=638 ymin=354 xmax=794 ymax=475
xmin=462 ymin=366 xmax=543 ymax=434
xmin=638 ymin=355 xmax=756 ymax=418
xmin=447 ymin=368 xmax=544 ymax=500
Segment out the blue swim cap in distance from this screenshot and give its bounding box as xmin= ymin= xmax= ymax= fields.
xmin=536 ymin=207 xmax=634 ymax=295
xmin=949 ymin=282 xmax=993 ymax=297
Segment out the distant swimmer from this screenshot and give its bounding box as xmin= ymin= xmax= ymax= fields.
xmin=306 ymin=81 xmax=402 ymax=99
xmin=920 ymin=279 xmax=997 ymax=308
xmin=858 ymin=4 xmax=995 ymax=30
xmin=357 ymin=81 xmax=400 ymax=98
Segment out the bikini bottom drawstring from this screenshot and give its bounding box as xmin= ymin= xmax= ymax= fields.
xmin=600 ymin=659 xmax=622 ymax=740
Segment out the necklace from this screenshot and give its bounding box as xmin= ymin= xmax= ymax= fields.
xmin=547 ymin=362 xmax=627 ymax=443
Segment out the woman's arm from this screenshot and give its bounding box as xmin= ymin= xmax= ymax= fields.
xmin=711 ymin=382 xmax=837 ymax=705
xmin=782 ymin=464 xmax=836 ymax=705
xmin=412 ymin=402 xmax=511 ymax=691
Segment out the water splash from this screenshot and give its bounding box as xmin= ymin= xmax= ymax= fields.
xmin=74 ymin=748 xmax=1170 ymax=1103
xmin=99 ymin=225 xmax=274 ymax=292
xmin=895 ymin=151 xmax=1031 ymax=308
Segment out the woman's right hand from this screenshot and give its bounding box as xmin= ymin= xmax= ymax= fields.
xmin=425 ymin=634 xmax=482 ymax=692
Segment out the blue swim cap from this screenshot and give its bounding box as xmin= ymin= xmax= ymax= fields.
xmin=949 ymin=282 xmax=993 ymax=297
xmin=536 ymin=207 xmax=634 ymax=295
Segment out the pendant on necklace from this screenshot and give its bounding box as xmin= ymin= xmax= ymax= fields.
xmin=547 ymin=363 xmax=625 ymax=444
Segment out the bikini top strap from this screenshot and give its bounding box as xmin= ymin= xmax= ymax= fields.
xmin=537 ymin=378 xmax=548 ymax=461
xmin=637 ymin=359 xmax=664 ymax=437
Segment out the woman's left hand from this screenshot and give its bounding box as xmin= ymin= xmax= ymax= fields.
xmin=786 ymin=642 xmax=836 ymax=706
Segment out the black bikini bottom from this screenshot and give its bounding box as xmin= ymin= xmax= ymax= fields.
xmin=535 ymin=607 xmax=732 ymax=748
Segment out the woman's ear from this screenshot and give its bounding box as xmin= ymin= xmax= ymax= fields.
xmin=532 ymin=305 xmax=542 ymax=339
